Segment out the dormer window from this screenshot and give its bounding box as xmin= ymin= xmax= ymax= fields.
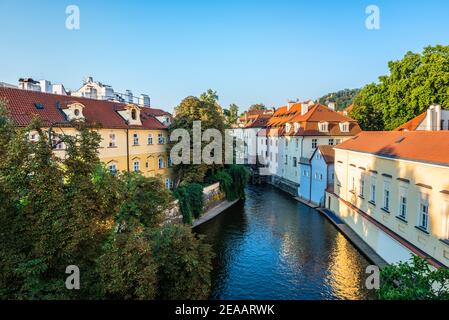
xmin=294 ymin=122 xmax=300 ymax=133
xmin=319 ymin=122 xmax=329 ymax=132
xmin=63 ymin=102 xmax=85 ymax=121
xmin=117 ymin=104 xmax=142 ymax=126
xmin=285 ymin=123 xmax=291 ymax=133
xmin=340 ymin=122 xmax=350 ymax=133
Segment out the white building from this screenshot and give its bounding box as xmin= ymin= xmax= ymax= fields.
xmin=18 ymin=78 xmax=67 ymax=95
xmin=395 ymin=104 xmax=449 ymax=131
xmin=262 ymin=102 xmax=361 ymax=196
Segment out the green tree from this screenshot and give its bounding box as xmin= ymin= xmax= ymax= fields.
xmin=318 ymin=88 xmax=360 ymax=111
xmin=224 ymin=103 xmax=239 ymax=126
xmin=248 ymin=103 xmax=266 ymax=112
xmin=351 ymin=45 xmax=449 ymax=130
xmin=379 ymin=255 xmax=449 ymax=300
xmin=169 ymin=90 xmax=226 ymax=185
xmin=151 ymin=224 xmax=214 ymax=300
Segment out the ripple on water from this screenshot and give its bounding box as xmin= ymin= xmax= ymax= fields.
xmin=195 ymin=184 xmax=377 ymax=300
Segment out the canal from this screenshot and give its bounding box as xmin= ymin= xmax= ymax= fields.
xmin=194 ymin=184 xmax=377 ymax=300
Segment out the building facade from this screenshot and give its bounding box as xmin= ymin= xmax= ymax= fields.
xmin=0 ymin=87 xmax=173 ymax=188
xmin=326 ymin=131 xmax=449 ymax=267
xmin=299 ymin=145 xmax=335 ymax=206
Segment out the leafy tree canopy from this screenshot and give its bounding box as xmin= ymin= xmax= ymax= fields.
xmin=350 ymin=45 xmax=449 ymax=130
xmin=248 ymin=103 xmax=266 ymax=112
xmin=318 ymin=88 xmax=360 ymax=111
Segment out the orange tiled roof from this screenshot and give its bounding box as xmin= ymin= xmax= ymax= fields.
xmin=315 ymin=145 xmax=335 ymax=164
xmin=0 ymin=87 xmax=168 ymax=130
xmin=335 ymin=131 xmax=449 ymax=166
xmin=394 ymin=112 xmax=426 ymax=131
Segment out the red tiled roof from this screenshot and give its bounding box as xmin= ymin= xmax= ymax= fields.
xmin=0 ymin=87 xmax=168 ymax=130
xmin=335 ymin=131 xmax=449 ymax=166
xmin=244 ymin=114 xmax=271 ymax=128
xmin=394 ymin=112 xmax=426 ymax=131
xmin=315 ymin=145 xmax=335 ymax=164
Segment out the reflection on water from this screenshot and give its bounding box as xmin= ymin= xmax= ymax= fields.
xmin=194 ymin=184 xmax=377 ymax=300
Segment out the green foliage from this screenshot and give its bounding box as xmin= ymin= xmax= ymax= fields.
xmin=169 ymin=90 xmax=226 ymax=185
xmin=351 ymin=45 xmax=449 ymax=130
xmin=173 ymin=183 xmax=204 ymax=224
xmin=212 ymin=165 xmax=249 ymax=201
xmin=248 ymin=103 xmax=266 ymax=112
xmin=97 ymin=227 xmax=158 ymax=300
xmin=318 ymin=88 xmax=360 ymax=111
xmin=118 ymin=173 xmax=173 ymax=228
xmin=151 ymin=224 xmax=214 ymax=300
xmin=379 ymin=255 xmax=449 ymax=300
xmin=224 ymin=103 xmax=239 ymax=126
xmin=0 ymin=101 xmax=213 ymax=300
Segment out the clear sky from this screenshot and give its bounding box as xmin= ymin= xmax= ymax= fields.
xmin=1 ymin=0 xmax=449 ymax=112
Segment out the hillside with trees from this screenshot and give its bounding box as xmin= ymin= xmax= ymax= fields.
xmin=318 ymin=88 xmax=360 ymax=111
xmin=350 ymin=45 xmax=449 ymax=130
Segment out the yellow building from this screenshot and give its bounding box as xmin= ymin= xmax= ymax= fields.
xmin=0 ymin=87 xmax=174 ymax=187
xmin=326 ymin=131 xmax=449 ymax=268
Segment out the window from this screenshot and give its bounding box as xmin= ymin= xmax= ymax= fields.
xmin=383 ymin=181 xmax=390 ymax=212
xmin=131 ymin=109 xmax=137 ymax=120
xmin=148 ymin=134 xmax=153 ymax=145
xmin=270 ymin=152 xmax=272 ymax=161
xmin=165 ymin=178 xmax=171 ymax=189
xmin=284 ymin=155 xmax=288 ymax=165
xmin=319 ymin=122 xmax=328 ymax=132
xmin=319 ymin=173 xmax=323 ymax=181
xmin=285 ymin=139 xmax=289 ymax=147
xmin=133 ymin=133 xmax=139 ymax=145
xmin=312 ymin=139 xmax=318 ymax=149
xmin=399 ymin=195 xmax=407 ymax=219
xmin=158 ymin=133 xmax=164 ymax=144
xmin=351 ymin=176 xmax=356 ymax=192
xmin=293 ymin=157 xmax=297 ymax=167
xmin=74 ymin=109 xmax=80 ymax=116
xmin=340 ymin=122 xmax=349 ymax=133
xmin=329 ymin=139 xmax=334 ymax=146
xmin=370 ymin=176 xmax=376 ymax=203
xmin=108 ymin=163 xmax=117 ymax=175
xmin=133 ymin=161 xmax=140 ymax=172
xmin=295 ymin=138 xmax=299 ymax=149
xmin=109 ymin=133 xmax=116 ymax=147
xmin=359 ymin=176 xmax=365 ymax=197
xmin=418 ymin=198 xmax=429 ymax=231
xmin=158 ymin=158 xmax=165 ymax=169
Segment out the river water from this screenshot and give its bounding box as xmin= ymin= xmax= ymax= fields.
xmin=194 ymin=184 xmax=377 ymax=300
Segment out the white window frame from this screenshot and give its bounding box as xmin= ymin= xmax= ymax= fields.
xmin=370 ymin=175 xmax=376 ymax=203
xmin=133 ymin=160 xmax=140 ymax=172
xmin=398 ymin=186 xmax=408 ymax=220
xmin=418 ymin=195 xmax=430 ymax=231
xmin=158 ymin=133 xmax=164 ymax=145
xmin=312 ymin=139 xmax=318 ymax=149
xmin=133 ymin=133 xmax=139 ymax=145
xmin=383 ymin=180 xmax=390 ymax=212
xmin=158 ymin=158 xmax=165 ymax=169
xmin=148 ymin=134 xmax=153 ymax=145
xmin=109 ymin=133 xmax=116 ymax=147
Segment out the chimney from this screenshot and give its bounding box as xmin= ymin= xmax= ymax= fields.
xmin=426 ymin=105 xmax=435 ymax=131
xmin=301 ymin=103 xmax=309 ymax=116
xmin=327 ymin=102 xmax=335 ymax=111
xmin=125 ymin=90 xmax=133 ymax=103
xmin=287 ymin=101 xmax=295 ymax=111
xmin=139 ymin=94 xmax=150 ymax=107
xmin=435 ymin=104 xmax=442 ymax=131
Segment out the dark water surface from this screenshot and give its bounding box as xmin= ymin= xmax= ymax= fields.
xmin=194 ymin=185 xmax=377 ymax=300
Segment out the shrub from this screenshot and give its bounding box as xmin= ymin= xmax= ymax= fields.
xmin=173 ymin=183 xmax=204 ymax=224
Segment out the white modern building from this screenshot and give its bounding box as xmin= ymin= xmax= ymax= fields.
xmin=18 ymin=78 xmax=67 ymax=95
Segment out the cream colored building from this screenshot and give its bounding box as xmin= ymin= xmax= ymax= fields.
xmin=0 ymin=87 xmax=173 ymax=188
xmin=326 ymin=131 xmax=449 ymax=267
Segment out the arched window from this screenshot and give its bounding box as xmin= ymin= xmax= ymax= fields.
xmin=74 ymin=109 xmax=80 ymax=116
xmin=158 ymin=158 xmax=165 ymax=169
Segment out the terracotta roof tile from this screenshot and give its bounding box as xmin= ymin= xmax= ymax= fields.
xmin=394 ymin=112 xmax=427 ymax=131
xmin=0 ymin=87 xmax=168 ymax=130
xmin=316 ymin=145 xmax=335 ymax=164
xmin=335 ymin=131 xmax=449 ymax=166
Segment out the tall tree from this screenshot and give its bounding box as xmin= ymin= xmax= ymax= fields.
xmin=318 ymin=88 xmax=360 ymax=111
xmin=224 ymin=103 xmax=239 ymax=126
xmin=169 ymin=90 xmax=226 ymax=185
xmin=350 ymin=45 xmax=449 ymax=130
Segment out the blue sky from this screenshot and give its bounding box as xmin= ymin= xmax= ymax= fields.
xmin=1 ymin=0 xmax=449 ymax=112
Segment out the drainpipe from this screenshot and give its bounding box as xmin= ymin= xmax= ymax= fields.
xmin=126 ymin=128 xmax=130 ymax=173
xmin=308 ymin=162 xmax=312 ymax=202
